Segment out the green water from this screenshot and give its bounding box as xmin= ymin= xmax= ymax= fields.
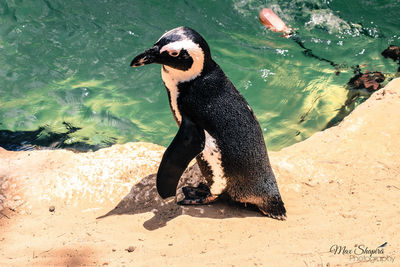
xmin=0 ymin=0 xmax=399 ymax=151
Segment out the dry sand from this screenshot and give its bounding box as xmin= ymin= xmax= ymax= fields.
xmin=0 ymin=78 xmax=399 ymax=266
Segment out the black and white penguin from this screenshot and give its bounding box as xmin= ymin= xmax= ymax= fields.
xmin=130 ymin=26 xmax=286 ymax=219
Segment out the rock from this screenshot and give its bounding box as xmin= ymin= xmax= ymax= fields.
xmin=347 ymin=69 xmax=385 ymax=92
xmin=381 ymin=45 xmax=400 ymax=62
xmin=0 ymin=142 xmax=165 ymax=210
xmin=125 ymin=246 xmax=136 ymax=253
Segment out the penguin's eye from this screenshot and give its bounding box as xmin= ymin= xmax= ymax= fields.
xmin=168 ymin=50 xmax=180 ymax=57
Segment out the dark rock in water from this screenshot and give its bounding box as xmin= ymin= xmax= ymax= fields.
xmin=381 ymin=45 xmax=400 ymax=62
xmin=382 ymin=45 xmax=400 ymax=72
xmin=327 ymin=68 xmax=385 ymax=129
xmin=347 ymin=70 xmax=385 ymax=92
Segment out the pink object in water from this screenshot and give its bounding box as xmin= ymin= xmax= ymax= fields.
xmin=259 ymin=8 xmax=291 ymax=34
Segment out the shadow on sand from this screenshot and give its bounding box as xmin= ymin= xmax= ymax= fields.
xmin=97 ymin=164 xmax=262 ymax=230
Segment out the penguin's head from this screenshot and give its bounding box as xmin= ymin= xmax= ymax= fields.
xmin=130 ymin=26 xmax=212 ymax=82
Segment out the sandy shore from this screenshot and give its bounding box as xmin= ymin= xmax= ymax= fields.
xmin=1 ymin=79 xmax=399 ymax=266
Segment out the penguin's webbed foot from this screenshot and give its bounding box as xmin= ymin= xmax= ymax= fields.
xmin=177 ymin=183 xmax=217 ymax=205
xmin=258 ymin=198 xmax=287 ymax=220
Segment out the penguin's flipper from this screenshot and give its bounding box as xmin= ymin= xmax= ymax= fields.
xmin=156 ymin=115 xmax=205 ymax=199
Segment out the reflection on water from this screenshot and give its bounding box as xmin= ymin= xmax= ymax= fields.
xmin=0 ymin=122 xmax=115 ymax=151
xmin=0 ymin=0 xmax=399 ymax=151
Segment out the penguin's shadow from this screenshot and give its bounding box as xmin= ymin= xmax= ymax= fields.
xmin=97 ymin=164 xmax=262 ymax=230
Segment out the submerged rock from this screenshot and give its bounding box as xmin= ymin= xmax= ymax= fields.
xmin=381 ymin=45 xmax=400 ymax=62
xmin=382 ymin=45 xmax=400 ymax=72
xmin=347 ymin=69 xmax=385 ymax=92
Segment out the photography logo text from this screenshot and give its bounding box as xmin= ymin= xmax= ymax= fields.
xmin=329 ymin=242 xmax=395 ymax=263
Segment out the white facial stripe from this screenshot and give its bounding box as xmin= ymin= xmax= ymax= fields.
xmin=159 ymin=39 xmax=196 ymax=54
xmin=203 ymin=131 xmax=227 ymax=195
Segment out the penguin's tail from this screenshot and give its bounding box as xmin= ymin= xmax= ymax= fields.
xmin=258 ymin=196 xmax=286 ymax=220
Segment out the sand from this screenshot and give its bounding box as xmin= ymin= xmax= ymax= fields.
xmin=0 ymin=78 xmax=399 ymax=266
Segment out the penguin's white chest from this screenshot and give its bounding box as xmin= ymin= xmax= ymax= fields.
xmin=202 ymin=131 xmax=227 ymax=195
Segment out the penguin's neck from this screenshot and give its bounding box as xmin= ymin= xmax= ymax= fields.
xmin=160 ymin=53 xmax=216 ymax=125
xmin=161 ymin=53 xmax=204 ymax=125
xmin=161 ymin=66 xmax=183 ymax=124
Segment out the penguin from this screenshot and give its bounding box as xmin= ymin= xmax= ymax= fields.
xmin=130 ymin=26 xmax=286 ymax=219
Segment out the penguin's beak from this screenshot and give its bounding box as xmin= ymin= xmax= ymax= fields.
xmin=130 ymin=46 xmax=159 ymax=67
